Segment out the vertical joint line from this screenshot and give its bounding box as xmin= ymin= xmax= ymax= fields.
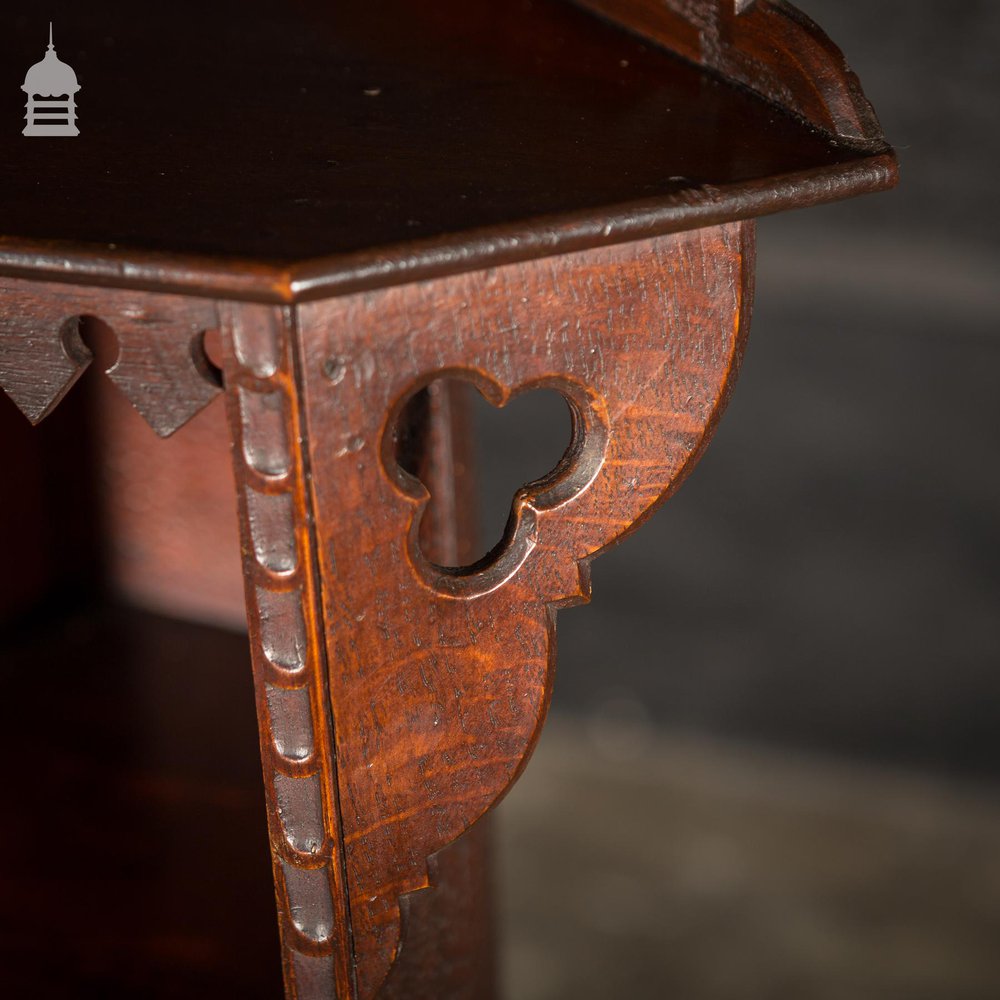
xmin=286 ymin=304 xmax=359 ymax=1000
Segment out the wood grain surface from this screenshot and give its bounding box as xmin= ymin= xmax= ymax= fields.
xmin=293 ymin=223 xmax=754 ymax=996
xmin=218 ymin=303 xmax=355 ymax=999
xmin=0 ymin=4 xmax=897 ymax=996
xmin=0 ymin=0 xmax=893 ymax=300
xmin=0 ymin=277 xmax=221 ymax=437
xmin=0 ymin=223 xmax=754 ymax=999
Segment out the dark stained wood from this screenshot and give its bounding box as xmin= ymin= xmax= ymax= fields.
xmin=215 ymin=300 xmax=502 ymax=999
xmin=295 ymin=224 xmax=753 ymax=996
xmin=572 ymin=0 xmax=887 ymax=146
xmin=0 ymin=0 xmax=893 ymax=301
xmin=380 ymin=820 xmax=496 ymax=1000
xmin=382 ymin=381 xmax=497 ymax=999
xmin=0 ymin=604 xmax=283 ymax=998
xmin=218 ymin=303 xmax=356 ymax=999
xmin=0 ymin=277 xmax=221 ymax=436
xmin=0 ymin=383 xmax=103 ymax=622
xmin=0 ymin=5 xmax=896 ymax=997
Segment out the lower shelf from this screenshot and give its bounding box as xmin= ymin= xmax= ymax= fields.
xmin=0 ymin=601 xmax=283 ymax=998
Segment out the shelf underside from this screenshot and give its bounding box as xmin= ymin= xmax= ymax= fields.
xmin=0 ymin=0 xmax=889 ymax=285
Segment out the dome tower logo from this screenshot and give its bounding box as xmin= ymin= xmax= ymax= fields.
xmin=22 ymin=23 xmax=80 ymax=137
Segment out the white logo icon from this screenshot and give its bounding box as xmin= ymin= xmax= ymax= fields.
xmin=22 ymin=23 xmax=80 ymax=137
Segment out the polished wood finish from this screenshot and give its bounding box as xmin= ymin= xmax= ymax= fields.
xmin=574 ymin=0 xmax=887 ymax=146
xmin=0 ymin=604 xmax=283 ymax=998
xmin=382 ymin=382 xmax=497 ymax=999
xmin=295 ymin=224 xmax=752 ymax=996
xmin=0 ymin=279 xmax=220 ymax=437
xmin=0 ymin=3 xmax=895 ymax=997
xmin=0 ymin=0 xmax=893 ymax=301
xmin=0 ymin=226 xmax=755 ymax=997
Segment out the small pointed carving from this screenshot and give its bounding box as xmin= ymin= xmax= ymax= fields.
xmin=0 ymin=278 xmax=222 ymax=436
xmin=0 ymin=313 xmax=92 ymax=424
xmin=105 ymin=316 xmax=221 ymax=437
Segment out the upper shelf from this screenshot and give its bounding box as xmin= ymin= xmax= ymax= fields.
xmin=0 ymin=0 xmax=896 ymax=302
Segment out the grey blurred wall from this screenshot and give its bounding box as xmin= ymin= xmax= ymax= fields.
xmin=476 ymin=2 xmax=1000 ymax=779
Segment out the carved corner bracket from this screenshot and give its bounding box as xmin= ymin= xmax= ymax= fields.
xmin=290 ymin=222 xmax=754 ymax=997
xmin=0 ymin=221 xmax=754 ymax=1000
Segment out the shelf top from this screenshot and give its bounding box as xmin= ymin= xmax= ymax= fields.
xmin=0 ymin=0 xmax=896 ymax=301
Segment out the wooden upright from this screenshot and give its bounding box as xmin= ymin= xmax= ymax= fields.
xmin=0 ymin=2 xmax=895 ymax=997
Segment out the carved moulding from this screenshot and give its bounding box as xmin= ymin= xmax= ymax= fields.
xmin=0 ymin=222 xmax=753 ymax=1000
xmin=218 ymin=303 xmax=356 ymax=1000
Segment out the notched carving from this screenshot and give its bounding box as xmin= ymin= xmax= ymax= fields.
xmin=274 ymin=771 xmax=327 ymax=855
xmin=0 ymin=277 xmax=222 ymax=435
xmin=256 ymin=586 xmax=308 ymax=675
xmin=570 ymin=0 xmax=887 ymax=146
xmin=282 ymin=860 xmax=336 ymax=944
xmin=247 ymin=488 xmax=298 ymax=574
xmin=221 ymin=300 xmax=353 ymax=1000
xmin=298 ymin=223 xmax=755 ymax=999
xmin=106 ymin=324 xmax=222 ymax=436
xmin=0 ymin=314 xmax=92 ymax=423
xmin=291 ymin=952 xmax=337 ymax=1000
xmin=231 ymin=303 xmax=284 ymax=378
xmin=266 ymin=683 xmax=316 ymax=762
xmin=239 ymin=386 xmax=292 ymax=477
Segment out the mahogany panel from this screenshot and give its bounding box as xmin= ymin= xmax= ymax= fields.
xmin=0 ymin=6 xmax=898 ymax=997
xmin=0 ymin=1 xmax=893 ymax=300
xmin=296 ymin=224 xmax=754 ymax=996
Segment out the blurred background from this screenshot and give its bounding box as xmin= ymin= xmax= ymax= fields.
xmin=487 ymin=3 xmax=1000 ymax=996
xmin=0 ymin=2 xmax=997 ymax=998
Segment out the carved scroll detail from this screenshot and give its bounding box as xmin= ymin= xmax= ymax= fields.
xmin=296 ymin=223 xmax=755 ymax=997
xmin=0 ymin=276 xmax=221 ymax=436
xmin=219 ymin=303 xmax=354 ymax=1000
